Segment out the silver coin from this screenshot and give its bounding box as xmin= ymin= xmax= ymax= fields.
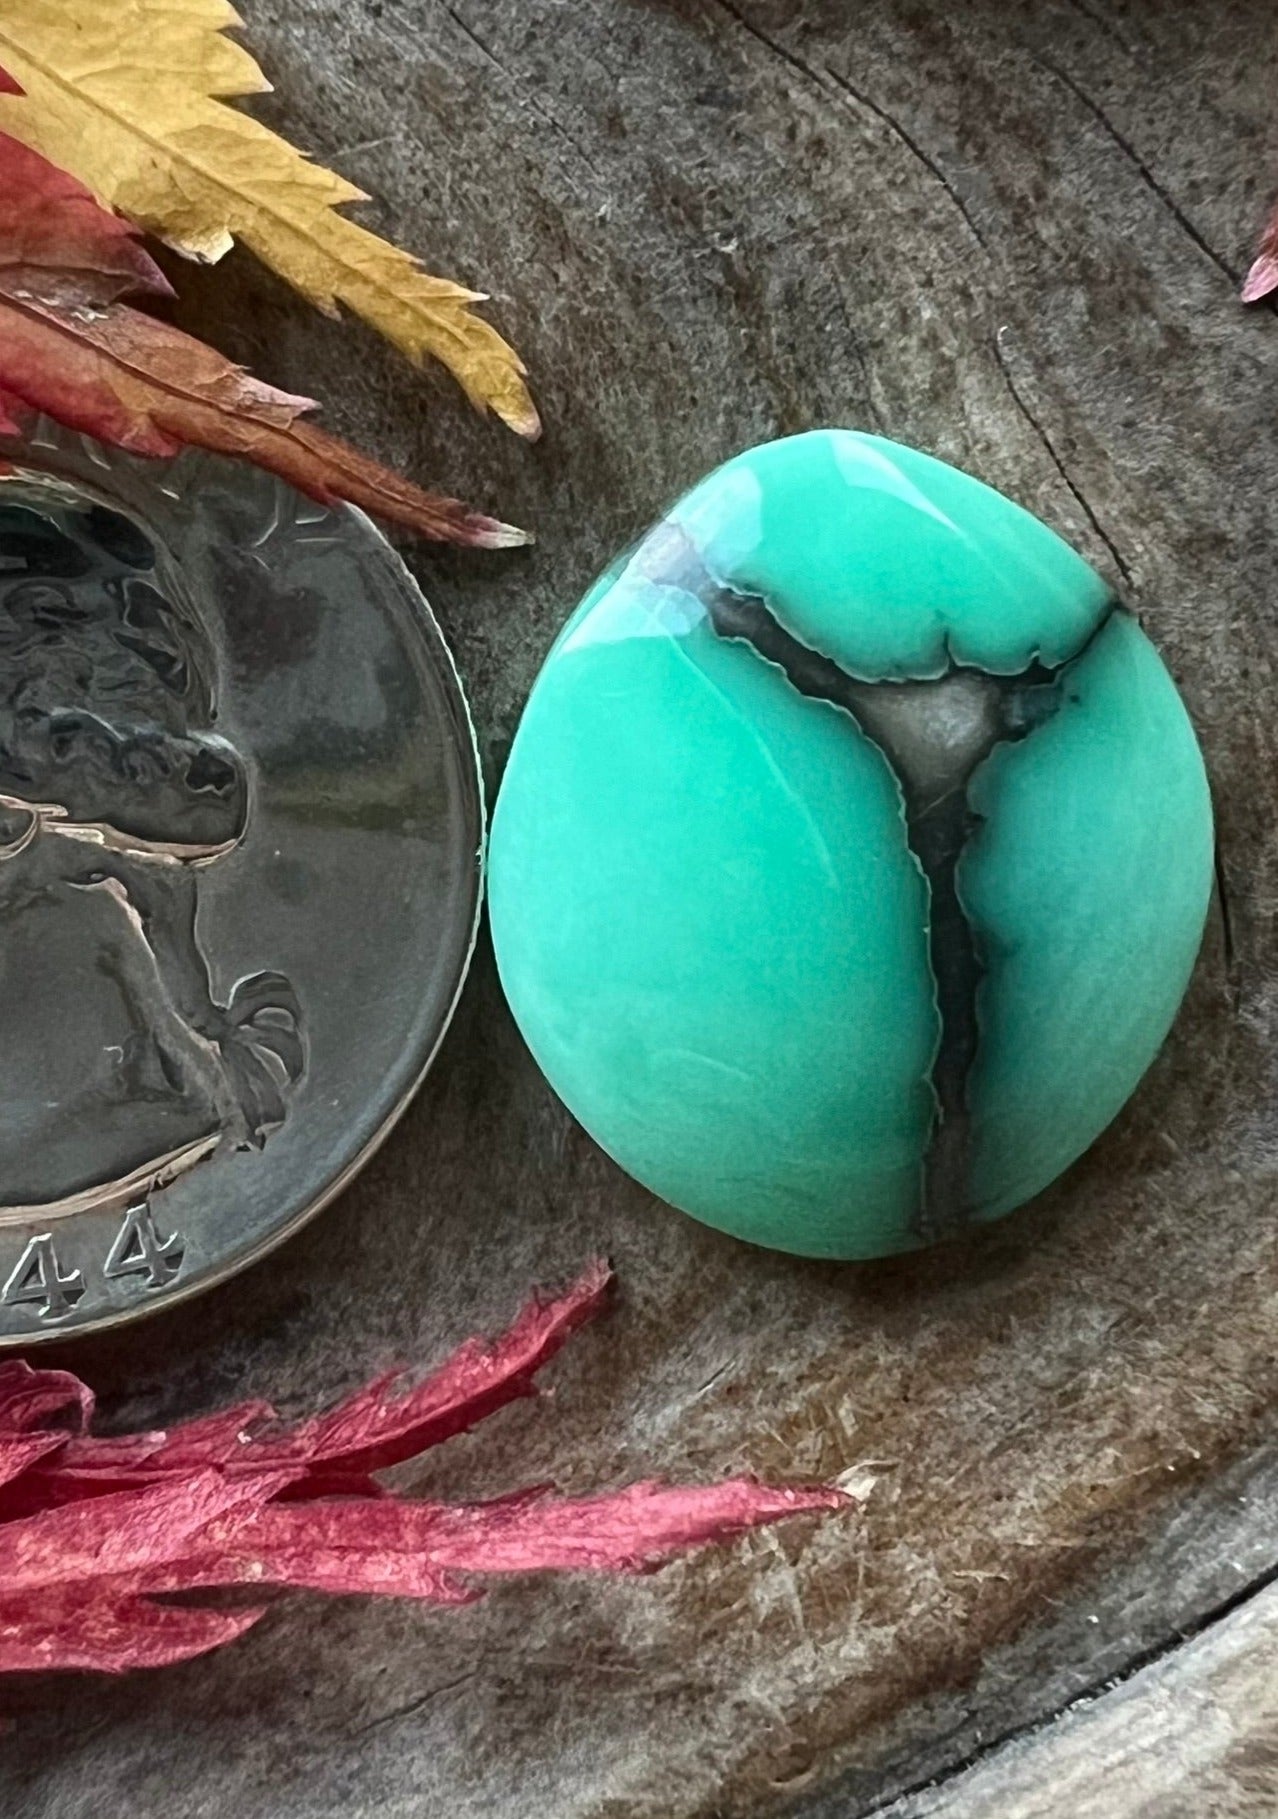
xmin=0 ymin=421 xmax=483 ymax=1342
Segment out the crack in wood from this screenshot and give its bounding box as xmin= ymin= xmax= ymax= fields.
xmin=991 ymin=327 xmax=1133 ymax=587
xmin=1062 ymin=0 xmax=1140 ymax=61
xmin=823 ymin=64 xmax=989 ymax=253
xmin=1035 ymin=52 xmax=1241 ymax=285
xmin=708 ymin=0 xmax=988 ymax=253
xmin=351 ymin=1669 xmax=480 ymax=1737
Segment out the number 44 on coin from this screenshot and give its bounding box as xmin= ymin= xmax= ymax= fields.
xmin=2 ymin=1203 xmax=185 ymax=1323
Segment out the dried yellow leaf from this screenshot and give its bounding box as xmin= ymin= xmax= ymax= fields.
xmin=0 ymin=0 xmax=539 ymax=435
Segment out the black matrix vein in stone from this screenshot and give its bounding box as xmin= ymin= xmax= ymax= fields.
xmin=640 ymin=524 xmax=1116 ymax=1240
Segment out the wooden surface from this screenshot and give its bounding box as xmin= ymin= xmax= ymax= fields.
xmin=4 ymin=2 xmax=1278 ymax=1815
xmin=884 ymin=1574 xmax=1278 ymax=1819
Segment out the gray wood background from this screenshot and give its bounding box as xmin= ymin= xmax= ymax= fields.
xmin=3 ymin=1 xmax=1278 ymax=1814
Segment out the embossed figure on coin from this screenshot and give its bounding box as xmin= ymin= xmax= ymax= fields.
xmin=0 ymin=485 xmax=304 ymax=1221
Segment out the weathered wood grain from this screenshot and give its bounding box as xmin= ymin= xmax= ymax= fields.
xmin=3 ymin=2 xmax=1278 ymax=1815
xmin=883 ymin=1577 xmax=1278 ymax=1819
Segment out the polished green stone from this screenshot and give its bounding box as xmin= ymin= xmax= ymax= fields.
xmin=489 ymin=431 xmax=1213 ymax=1258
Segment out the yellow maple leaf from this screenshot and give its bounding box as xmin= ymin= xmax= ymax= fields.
xmin=0 ymin=0 xmax=539 ymax=436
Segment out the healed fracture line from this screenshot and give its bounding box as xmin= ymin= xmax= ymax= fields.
xmin=640 ymin=526 xmax=1116 ymax=1239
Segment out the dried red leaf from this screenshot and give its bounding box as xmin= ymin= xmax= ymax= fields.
xmin=0 ymin=1360 xmax=92 ymax=1434
xmin=267 ymin=1255 xmax=613 ymax=1482
xmin=0 ymin=1471 xmax=291 ymax=1593
xmin=394 ymin=1478 xmax=849 ymax=1575
xmin=143 ymin=1499 xmax=477 ymax=1603
xmin=0 ymin=132 xmax=170 ymax=303
xmin=0 ymin=68 xmax=20 ymax=98
xmin=1242 ymin=194 xmax=1278 ymax=302
xmin=0 ymin=1264 xmax=852 ymax=1674
xmin=22 ymin=1262 xmax=612 ymax=1507
xmin=0 ymin=1592 xmax=265 ymax=1674
xmin=0 ymin=386 xmax=24 ymax=439
xmin=0 ymin=131 xmax=526 ymax=547
xmin=1242 ymin=250 xmax=1278 ymax=300
xmin=0 ymin=1364 xmax=91 ymax=1495
xmin=0 ymin=1433 xmax=66 ymax=1492
xmin=144 ymin=1478 xmax=847 ymax=1601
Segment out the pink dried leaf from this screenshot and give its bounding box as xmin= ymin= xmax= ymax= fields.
xmin=0 ymin=1590 xmax=266 ymax=1673
xmin=379 ymin=1477 xmax=851 ymax=1576
xmin=1242 ymin=252 xmax=1278 ymax=302
xmin=272 ymin=1257 xmax=613 ymax=1479
xmin=0 ymin=1263 xmax=852 ymax=1676
xmin=1242 ymin=195 xmax=1278 ymax=302
xmin=27 ymin=1262 xmax=612 ymax=1502
xmin=41 ymin=1401 xmax=275 ymax=1495
xmin=0 ymin=1440 xmax=166 ymax=1518
xmin=139 ymin=1401 xmax=279 ymax=1468
xmin=0 ymin=1432 xmax=67 ymax=1493
xmin=143 ymin=1499 xmax=476 ymax=1602
xmin=0 ymin=1469 xmax=293 ymax=1592
xmin=0 ymin=1360 xmax=92 ymax=1433
xmin=140 ymin=1477 xmax=850 ymax=1601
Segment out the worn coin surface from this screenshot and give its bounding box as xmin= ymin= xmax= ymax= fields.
xmin=0 ymin=423 xmax=483 ymax=1341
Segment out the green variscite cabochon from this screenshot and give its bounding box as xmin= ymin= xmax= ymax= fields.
xmin=489 ymin=431 xmax=1214 ymax=1258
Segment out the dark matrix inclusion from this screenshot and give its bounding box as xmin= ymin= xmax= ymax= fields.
xmin=647 ymin=522 xmax=1119 ymax=1240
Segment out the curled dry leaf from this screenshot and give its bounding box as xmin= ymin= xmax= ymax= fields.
xmin=0 ymin=5 xmax=538 ymax=435
xmin=0 ymin=1262 xmax=851 ymax=1674
xmin=0 ymin=132 xmax=526 ymax=547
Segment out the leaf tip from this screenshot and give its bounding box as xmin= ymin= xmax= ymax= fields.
xmin=554 ymin=1256 xmax=613 ymax=1320
xmin=472 ymin=517 xmax=534 ymax=550
xmin=507 ymin=398 xmax=543 ymax=441
xmin=1241 ymin=253 xmax=1278 ymax=304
